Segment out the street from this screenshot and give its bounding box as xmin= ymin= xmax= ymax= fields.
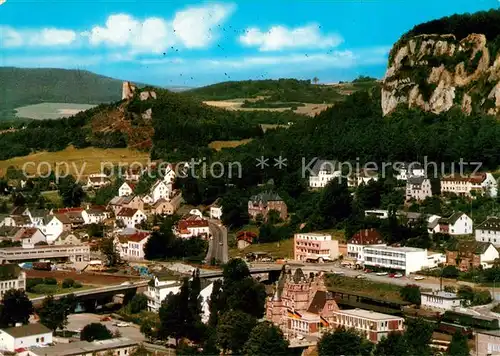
xmin=206 ymin=220 xmax=228 ymax=264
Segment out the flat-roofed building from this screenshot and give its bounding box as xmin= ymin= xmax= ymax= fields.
xmin=421 ymin=291 xmax=463 ymax=311
xmin=363 ymin=245 xmax=428 ymax=275
xmin=476 ymin=330 xmax=500 ymax=356
xmin=294 ymin=232 xmax=339 ymax=262
xmin=25 ymin=337 xmax=138 ymax=356
xmin=0 ymin=244 xmax=90 ymax=263
xmin=329 ymin=308 xmax=404 ymax=343
xmin=0 ymin=323 xmax=52 ymax=352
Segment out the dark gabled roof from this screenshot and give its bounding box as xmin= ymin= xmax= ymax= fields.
xmin=117 ymin=207 xmax=139 ymax=217
xmin=348 ymin=228 xmax=384 ymax=245
xmin=477 ymin=217 xmax=500 ymax=232
xmin=407 ymin=176 xmax=426 ymax=185
xmin=439 ymin=211 xmax=466 ymax=225
xmin=448 ymin=240 xmax=492 ymax=255
xmin=249 ymin=191 xmax=283 ymax=204
xmin=9 ymin=206 xmax=27 ymax=216
xmin=307 ymin=290 xmax=333 ymax=314
xmin=1 ymin=323 xmax=51 ymax=338
xmin=30 ymin=209 xmax=48 ymax=218
xmin=311 ymin=159 xmax=338 ymax=175
xmin=292 ymin=268 xmax=305 ymax=283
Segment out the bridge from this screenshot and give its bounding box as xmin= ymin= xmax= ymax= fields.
xmin=200 ymin=265 xmax=283 ymax=281
xmin=30 ymin=280 xmax=149 ymax=306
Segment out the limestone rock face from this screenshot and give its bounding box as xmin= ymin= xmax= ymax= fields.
xmin=382 ymin=33 xmax=500 ymax=117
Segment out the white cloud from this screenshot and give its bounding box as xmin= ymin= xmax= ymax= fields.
xmin=172 ymin=3 xmax=235 ymax=48
xmin=0 ymin=26 xmax=76 ymax=47
xmin=240 ymin=24 xmax=342 ymax=51
xmin=83 ymin=3 xmax=234 ymax=54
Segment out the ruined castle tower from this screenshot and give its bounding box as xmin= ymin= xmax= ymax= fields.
xmin=122 ymin=81 xmax=137 ymax=100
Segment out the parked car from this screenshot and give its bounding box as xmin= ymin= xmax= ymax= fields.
xmin=116 ymin=322 xmax=130 ymax=327
xmin=414 ymin=276 xmax=425 ymax=280
xmin=356 ymin=274 xmax=366 ymax=279
xmin=332 ymin=271 xmax=344 ymax=275
xmin=364 ymin=269 xmax=372 ymax=273
xmin=100 ymin=316 xmax=111 ymax=322
xmin=394 ymin=273 xmax=403 ymax=278
xmin=376 ymin=272 xmax=388 ymax=276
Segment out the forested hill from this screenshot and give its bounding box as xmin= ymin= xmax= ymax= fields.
xmin=185 ymin=77 xmax=379 ymax=103
xmin=0 ymin=68 xmax=124 ymax=113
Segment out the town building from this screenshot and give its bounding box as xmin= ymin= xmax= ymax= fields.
xmin=116 ymin=208 xmax=147 ymax=229
xmin=81 ymin=205 xmax=109 ymax=225
xmin=427 ymin=252 xmax=446 ymax=268
xmin=26 ymin=337 xmax=139 ymax=356
xmin=149 ymin=191 xmax=182 ymax=216
xmin=123 ymin=166 xmax=141 ymax=182
xmin=440 ymin=172 xmax=498 ymax=198
xmin=54 ymin=231 xmax=84 ymax=246
xmin=475 ymin=330 xmax=500 ymax=356
xmin=86 ymin=174 xmax=111 ymax=190
xmin=436 ymin=212 xmax=473 ymax=235
xmin=362 ymin=246 xmax=428 ymax=275
xmin=405 ymin=176 xmax=432 ymax=201
xmin=347 ymin=229 xmax=385 ymax=262
xmin=395 ymin=162 xmax=425 ymax=181
xmin=329 ymin=309 xmax=404 ymax=343
xmin=364 ymin=210 xmax=390 ymax=219
xmin=445 ymin=241 xmax=499 ymax=271
xmin=294 ymin=233 xmax=339 ymax=262
xmin=308 ymin=159 xmax=341 ymax=188
xmin=146 ymin=273 xmax=183 ymax=312
xmin=115 ymin=230 xmax=150 ymax=260
xmin=0 ymin=244 xmax=90 ymax=263
xmin=18 ymin=228 xmax=46 ymax=248
xmin=0 ymin=323 xmax=52 ymax=352
xmin=210 ymin=198 xmax=223 ymax=220
xmin=118 ymin=182 xmax=136 ymax=197
xmin=420 ymin=291 xmax=463 ymax=311
xmin=248 ymin=192 xmax=288 ymax=221
xmin=108 ymin=195 xmax=144 ymax=216
xmin=149 ymin=180 xmax=173 ymax=204
xmin=175 ymin=215 xmax=210 ymax=239
xmin=237 ymin=231 xmax=257 ymax=250
xmin=41 ymin=214 xmax=72 ymax=243
xmin=266 ymin=269 xmax=339 ymax=340
xmin=475 ymin=216 xmax=500 ymax=247
xmin=0 ymin=264 xmax=26 ymax=297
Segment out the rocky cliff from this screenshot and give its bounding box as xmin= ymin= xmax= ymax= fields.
xmin=382 ymin=33 xmax=500 ymax=116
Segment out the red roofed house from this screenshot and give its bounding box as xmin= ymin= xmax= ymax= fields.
xmin=175 ymin=215 xmax=210 ymax=239
xmin=118 ymin=182 xmax=136 ymax=197
xmin=347 ymin=228 xmax=385 ymax=262
xmin=18 ymin=228 xmax=46 ymax=248
xmin=114 ymin=230 xmax=151 ymax=260
xmin=116 ymin=208 xmax=147 ymax=229
xmin=440 ymin=172 xmax=498 ymax=198
xmin=237 ymin=231 xmax=257 ymax=250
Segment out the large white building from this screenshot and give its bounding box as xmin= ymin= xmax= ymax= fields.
xmin=475 ymin=217 xmax=500 ymax=247
xmin=347 ymin=229 xmax=385 ymax=262
xmin=0 ymin=324 xmax=52 ymax=352
xmin=436 ymin=212 xmax=473 ymax=235
xmin=115 ymin=230 xmax=151 ymax=260
xmin=363 ymin=246 xmax=428 ymax=275
xmin=0 ymin=264 xmax=26 ymax=298
xmin=420 ymin=291 xmax=463 ymax=311
xmin=294 ymin=232 xmax=339 ymax=262
xmin=441 ymin=173 xmax=498 ymax=198
xmin=308 ymin=160 xmax=341 ymax=188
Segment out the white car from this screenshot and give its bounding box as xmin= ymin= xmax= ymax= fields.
xmin=116 ymin=322 xmax=129 ymax=327
xmin=376 ymin=272 xmax=388 ymax=276
xmin=394 ymin=273 xmax=403 ymax=278
xmin=332 ymin=271 xmax=344 ymax=275
xmin=356 ymin=274 xmax=366 ymax=279
xmin=414 ymin=276 xmax=425 ymax=280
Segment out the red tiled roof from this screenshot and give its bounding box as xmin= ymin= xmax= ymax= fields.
xmin=19 ymin=228 xmax=39 ymax=239
xmin=237 ymin=231 xmax=256 ymax=243
xmin=348 ymin=228 xmax=384 ymax=245
xmin=117 ymin=207 xmax=139 ymax=217
xmin=178 ymin=216 xmax=209 ymax=230
xmin=54 ymin=214 xmax=72 ymax=224
xmin=441 ymin=173 xmax=486 ymax=184
xmin=123 ymin=231 xmax=150 ymax=243
xmin=53 ymin=207 xmax=84 ymax=213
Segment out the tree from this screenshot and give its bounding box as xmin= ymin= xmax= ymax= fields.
xmin=0 ymin=289 xmax=34 ymax=326
xmin=400 ymin=284 xmax=421 ymax=305
xmin=100 ymin=237 xmax=121 ymax=267
xmin=208 ymin=279 xmax=222 ymax=328
xmin=243 ymin=321 xmax=289 ymax=356
xmin=80 ymin=323 xmax=113 ymax=341
xmin=38 ymin=295 xmax=70 ymax=331
xmin=373 ymin=332 xmax=408 ymax=356
xmin=140 ymin=314 xmax=160 ymax=341
xmin=312 ymin=76 xmax=319 ymax=85
xmin=267 ymin=210 xmax=281 ymax=225
xmin=442 ymin=265 xmax=459 ymax=278
xmin=129 ymin=293 xmax=148 ymax=314
xmin=447 ymin=330 xmax=470 ymax=356
xmin=317 ymin=178 xmax=352 ymax=229
xmin=58 ymin=175 xmax=84 ymax=207
xmin=216 ymin=310 xmax=256 ymax=355
xmin=405 ymin=318 xmax=434 ymax=356
xmin=317 ymin=327 xmax=373 ymax=356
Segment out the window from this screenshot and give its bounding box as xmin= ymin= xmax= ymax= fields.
xmin=41 ymin=337 xmax=44 ymax=342
xmin=36 ymin=338 xmax=39 ymax=342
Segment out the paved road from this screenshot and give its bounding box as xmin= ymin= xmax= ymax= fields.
xmin=207 ymin=220 xmax=228 ymax=264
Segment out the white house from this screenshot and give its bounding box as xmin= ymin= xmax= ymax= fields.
xmin=441 ymin=172 xmax=498 ymax=198
xmin=427 ymin=252 xmax=446 ymax=268
xmin=118 ymin=182 xmax=136 ymax=197
xmin=150 ymin=180 xmax=172 ymax=204
xmin=41 ymin=214 xmax=71 ymax=243
xmin=395 ymin=162 xmax=425 ymax=181
xmin=86 ymin=173 xmax=111 ymax=190
xmin=146 ymin=274 xmax=183 ymax=312
xmin=437 ymin=212 xmax=473 ymax=235
xmin=209 ymin=198 xmax=223 ymax=220
xmin=362 ymin=246 xmax=429 ymax=275
xmin=421 ymin=291 xmax=463 ymax=311
xmin=347 ymin=229 xmax=385 ymax=263
xmin=115 ymin=230 xmax=150 ymax=260
xmin=0 ymin=324 xmax=52 ymax=352
xmin=116 ymin=208 xmax=147 ymax=229
xmin=0 ymin=264 xmax=26 ymax=298
xmin=82 ymin=206 xmax=109 ymax=225
xmin=406 ymin=176 xmax=432 ymax=201
xmin=475 ymin=216 xmax=500 ymax=247
xmin=18 ymin=228 xmax=46 ymax=248
xmin=308 ymin=159 xmax=341 ymax=188
xmin=175 ymin=215 xmax=210 ymax=239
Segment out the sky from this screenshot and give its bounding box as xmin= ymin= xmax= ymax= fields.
xmin=0 ymin=0 xmax=498 ymax=87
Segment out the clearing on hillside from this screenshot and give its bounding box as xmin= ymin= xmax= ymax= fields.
xmin=208 ymin=139 xmax=253 ymax=151
xmin=15 ymin=103 xmax=96 ymax=120
xmin=0 ymin=146 xmax=149 ymax=180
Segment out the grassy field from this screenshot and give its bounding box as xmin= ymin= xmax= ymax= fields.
xmin=208 ymin=139 xmax=253 ymax=151
xmin=229 ymin=238 xmax=294 ymax=259
xmin=0 ymin=146 xmax=150 ymax=179
xmin=15 ymin=103 xmax=96 ymax=120
xmin=27 ymin=284 xmax=96 ymax=298
xmin=41 ymin=190 xmax=63 ymax=206
xmin=326 ymin=274 xmax=404 ymax=302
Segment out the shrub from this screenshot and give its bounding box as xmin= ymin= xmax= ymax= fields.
xmin=26 ymin=278 xmax=44 ymax=292
xmin=442 ymin=265 xmax=459 ymax=279
xmin=62 ymin=278 xmax=75 ymax=289
xmin=32 ymin=284 xmax=58 ymax=295
xmin=73 ymin=281 xmax=83 ymax=288
xmin=44 ymin=277 xmax=57 ymax=285
xmin=400 ymin=284 xmax=421 ymax=305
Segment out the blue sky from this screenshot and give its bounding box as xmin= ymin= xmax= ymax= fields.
xmin=0 ymin=0 xmax=498 ymax=87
